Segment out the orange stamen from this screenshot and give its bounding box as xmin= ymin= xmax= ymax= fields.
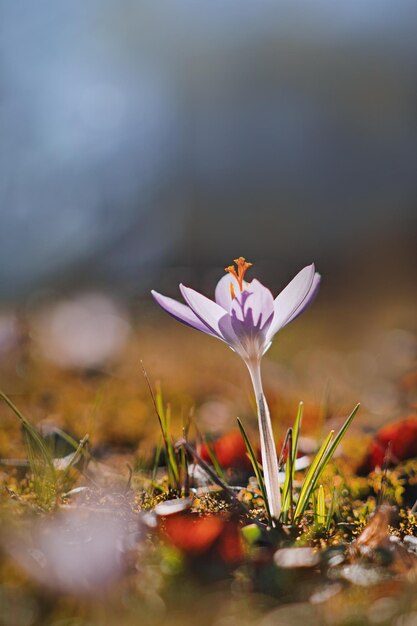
xmin=229 ymin=282 xmax=236 ymax=300
xmin=225 ymin=256 xmax=252 ymax=292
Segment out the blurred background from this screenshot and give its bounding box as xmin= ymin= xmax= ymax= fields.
xmin=0 ymin=0 xmax=416 ymax=447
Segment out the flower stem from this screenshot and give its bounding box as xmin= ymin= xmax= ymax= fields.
xmin=246 ymin=360 xmax=281 ymax=520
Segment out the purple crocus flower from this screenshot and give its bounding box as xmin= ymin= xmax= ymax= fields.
xmin=152 ymin=258 xmax=320 ymax=519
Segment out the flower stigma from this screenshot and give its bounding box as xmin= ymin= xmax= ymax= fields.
xmin=225 ymin=257 xmax=252 ymax=294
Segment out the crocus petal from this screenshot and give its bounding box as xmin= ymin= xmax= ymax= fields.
xmin=266 ymin=264 xmax=316 ymax=342
xmin=217 ymin=313 xmax=244 ymax=353
xmin=214 ymin=274 xmax=240 ymax=312
xmin=231 ymin=279 xmax=274 ymax=330
xmin=151 ymin=290 xmax=219 ymax=338
xmin=286 ymin=271 xmax=321 ymax=325
xmin=227 ymin=280 xmax=275 ymax=361
xmin=179 ymin=284 xmax=229 ymax=338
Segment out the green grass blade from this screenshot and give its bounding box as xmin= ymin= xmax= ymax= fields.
xmin=205 ymin=440 xmax=226 ymax=481
xmin=314 ymin=403 xmax=360 ymax=484
xmin=166 ymin=406 xmax=180 ymax=487
xmin=237 ymin=417 xmax=272 ymax=525
xmin=0 ymin=392 xmax=57 ymax=508
xmin=150 ymin=381 xmax=180 ymax=491
xmin=281 ymin=402 xmax=303 ymax=521
xmin=293 ymin=429 xmax=334 ymax=520
xmin=294 ymin=403 xmax=360 ymax=522
xmin=0 ymin=393 xmax=54 ymax=468
xmin=152 ymin=437 xmax=163 ymax=484
xmin=316 ymin=484 xmax=326 ymax=527
xmin=280 ymin=428 xmax=293 ymax=523
xmin=278 ymin=427 xmax=292 ymax=470
xmin=302 ymin=403 xmax=360 ymax=514
xmin=162 ymin=401 xmax=180 ymax=488
xmin=155 ymin=382 xmax=165 ymax=421
xmin=326 ymin=487 xmax=337 ymax=531
xmin=291 ymin=401 xmax=303 ymax=465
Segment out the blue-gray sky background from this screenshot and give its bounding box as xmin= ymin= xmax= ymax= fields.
xmin=0 ymin=1 xmax=416 ymax=303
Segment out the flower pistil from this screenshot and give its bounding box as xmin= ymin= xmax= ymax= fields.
xmin=225 ymin=257 xmax=252 ymax=293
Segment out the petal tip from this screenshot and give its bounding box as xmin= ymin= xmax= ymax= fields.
xmin=151 ymin=289 xmax=170 ymax=305
xmin=179 ymin=283 xmax=189 ymax=298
